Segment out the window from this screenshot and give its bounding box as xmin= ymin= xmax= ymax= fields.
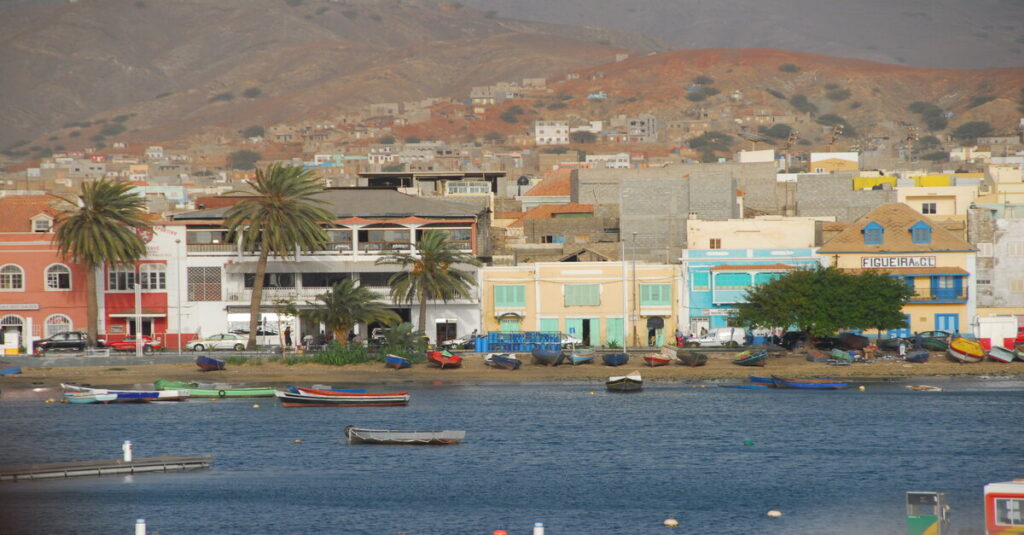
xmin=494 ymin=285 xmax=526 ymax=307
xmin=0 ymin=264 xmax=25 ymax=290
xmin=32 ymin=217 xmax=52 ymax=233
xmin=863 ymin=222 xmax=884 ymax=245
xmin=107 ymin=266 xmax=136 ymax=291
xmin=921 ymin=203 xmax=937 ymax=214
xmin=978 ymin=243 xmax=993 ymax=258
xmin=564 ymin=284 xmax=600 ymax=306
xmin=45 ymin=264 xmax=71 ymax=290
xmin=691 ymin=271 xmax=710 ymax=291
xmin=709 ymin=238 xmax=722 ymax=249
xmin=995 ymin=498 xmax=1024 ymax=526
xmin=445 ymin=181 xmax=491 ymax=195
xmin=640 ymin=284 xmax=671 ymax=306
xmin=187 ymin=229 xmax=230 ymax=245
xmin=243 ymin=273 xmax=294 ymax=288
xmin=358 ymin=272 xmax=391 ymax=288
xmin=715 ymin=272 xmax=752 ymax=289
xmin=140 ymin=264 xmax=166 ymax=290
xmin=541 ymin=235 xmax=565 ymax=244
xmin=44 ymin=314 xmax=72 ymax=337
xmin=1009 ymin=242 xmax=1024 ymax=257
xmin=301 ymin=272 xmax=349 ymax=288
xmin=187 ymin=267 xmax=221 ymax=301
xmin=324 ymin=228 xmax=352 ymax=251
xmin=909 ymin=221 xmax=932 ymax=244
xmin=754 ymin=272 xmax=783 ymax=286
xmin=1011 ymin=279 xmax=1024 ymax=294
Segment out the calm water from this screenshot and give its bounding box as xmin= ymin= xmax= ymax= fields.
xmin=1 ymin=377 xmax=1022 ymax=534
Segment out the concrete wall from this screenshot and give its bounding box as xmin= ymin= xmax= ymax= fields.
xmin=991 ymin=218 xmax=1024 ymax=308
xmin=685 ymin=216 xmax=829 ymax=249
xmin=796 ymin=175 xmax=896 ymax=222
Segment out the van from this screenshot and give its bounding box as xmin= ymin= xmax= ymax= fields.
xmin=685 ymin=327 xmax=746 ymax=348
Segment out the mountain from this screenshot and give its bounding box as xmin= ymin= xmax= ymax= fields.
xmin=0 ymin=0 xmax=663 ymax=149
xmin=458 ymin=0 xmax=1024 ymax=69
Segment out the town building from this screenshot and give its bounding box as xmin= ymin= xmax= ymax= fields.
xmin=818 ymin=203 xmax=977 ymax=336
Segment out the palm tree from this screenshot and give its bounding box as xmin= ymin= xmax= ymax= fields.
xmin=53 ymin=179 xmax=150 ymax=348
xmin=225 ymin=163 xmax=332 ymax=350
xmin=375 ymin=230 xmax=481 ymax=334
xmin=295 ymin=279 xmax=400 ymax=343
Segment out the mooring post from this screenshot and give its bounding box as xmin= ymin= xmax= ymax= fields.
xmin=135 ymin=517 xmax=146 ymax=535
xmin=122 ymin=440 xmax=133 ymax=462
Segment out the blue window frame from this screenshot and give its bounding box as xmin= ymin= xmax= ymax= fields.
xmin=910 ymin=221 xmax=932 ymax=244
xmin=863 ymin=222 xmax=884 ymax=245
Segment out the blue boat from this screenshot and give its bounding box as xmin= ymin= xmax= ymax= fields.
xmin=602 ymin=352 xmax=629 ymax=366
xmin=195 ymin=355 xmax=226 ymax=371
xmin=905 ymin=350 xmax=929 ymax=363
xmin=287 ymin=385 xmax=366 ymax=394
xmin=770 ymin=375 xmax=849 ymax=390
xmin=1 ymin=366 xmax=22 ymax=375
xmin=384 ymin=354 xmax=412 ymax=369
xmin=567 ymin=350 xmax=596 ymax=365
xmin=484 ymin=353 xmax=522 ymax=370
xmin=530 ymin=347 xmax=564 ymax=366
xmin=748 ymin=376 xmax=774 ymax=386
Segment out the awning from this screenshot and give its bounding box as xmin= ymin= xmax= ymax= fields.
xmin=646 ymin=317 xmax=665 ymax=330
xmin=225 ymin=261 xmax=397 ymax=274
xmin=109 ymin=308 xmax=166 ymax=318
xmin=496 ymin=311 xmax=525 ymax=319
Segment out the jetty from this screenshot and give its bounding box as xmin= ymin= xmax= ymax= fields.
xmin=0 ymin=455 xmax=213 ymax=482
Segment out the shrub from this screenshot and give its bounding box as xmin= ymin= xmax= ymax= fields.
xmin=242 ymin=87 xmax=262 ymax=99
xmin=920 ymin=151 xmax=948 ymax=161
xmin=156 ymin=92 xmax=171 ymax=99
xmin=693 ymin=75 xmax=714 ymax=85
xmin=686 ymin=86 xmax=720 ymax=102
xmin=499 ymin=105 xmax=524 ymax=124
xmin=766 ymin=88 xmax=786 ymax=100
xmin=547 ymin=102 xmax=567 ymax=110
xmin=241 ymin=125 xmax=265 ymax=138
xmin=789 ymin=94 xmax=818 ymax=114
xmin=826 ymin=88 xmax=851 ymax=101
xmin=100 ymin=124 xmax=125 ymax=136
xmin=779 ymin=63 xmax=800 ymax=73
xmin=69 ymin=131 xmax=81 ymax=138
xmin=849 ymin=101 xmax=862 ymax=109
xmin=209 ymin=92 xmax=234 ymax=102
xmin=483 ymin=131 xmax=504 ymax=143
xmin=404 ymin=136 xmax=421 ymax=144
xmin=379 ymin=135 xmax=395 ymax=145
xmin=759 ymin=124 xmax=794 ymax=139
xmin=226 ymin=150 xmax=261 ymax=170
xmin=688 ymin=131 xmax=734 ymax=152
xmin=967 ymin=95 xmax=995 ymax=108
xmin=112 ymin=114 xmax=132 ymax=123
xmin=824 ymin=83 xmax=839 ymax=90
xmin=816 ymin=114 xmax=857 ymax=137
xmin=950 ymin=121 xmax=993 ymax=140
xmin=915 ymin=135 xmax=941 ymax=150
xmin=342 ymin=9 xmax=357 ymax=19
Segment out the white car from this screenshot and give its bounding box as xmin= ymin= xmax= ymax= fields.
xmin=188 ymin=333 xmax=248 ymax=351
xmin=560 ymin=333 xmax=583 ymax=348
xmin=684 ymin=327 xmax=747 ymax=348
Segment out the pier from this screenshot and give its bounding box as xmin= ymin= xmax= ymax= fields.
xmin=0 ymin=455 xmax=213 ymax=482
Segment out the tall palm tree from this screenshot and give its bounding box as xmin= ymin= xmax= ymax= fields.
xmin=53 ymin=179 xmax=150 ymax=348
xmin=375 ymin=230 xmax=481 ymax=334
xmin=225 ymin=163 xmax=332 ymax=350
xmin=296 ymin=279 xmax=400 ymax=344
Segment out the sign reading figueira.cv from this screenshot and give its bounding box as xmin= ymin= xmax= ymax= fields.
xmin=860 ymin=256 xmax=937 ymax=269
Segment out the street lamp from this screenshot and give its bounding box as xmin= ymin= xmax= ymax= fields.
xmin=175 ymin=238 xmax=182 ymax=355
xmin=632 ymin=232 xmax=638 ymax=348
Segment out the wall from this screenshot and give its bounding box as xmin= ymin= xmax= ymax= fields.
xmin=796 ymin=175 xmax=896 ymax=222
xmin=685 ymin=216 xmax=829 ymax=249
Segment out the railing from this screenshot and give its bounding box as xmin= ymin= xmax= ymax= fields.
xmin=909 ymin=290 xmax=968 ymax=302
xmin=226 ymin=285 xmax=390 ymax=303
xmin=186 ymin=243 xmax=236 ymax=253
xmin=358 ymin=242 xmax=413 ymax=252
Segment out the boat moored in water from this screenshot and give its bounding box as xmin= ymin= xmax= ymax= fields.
xmin=155 ymin=379 xmax=276 ymax=398
xmin=344 ymin=426 xmax=465 ymax=445
xmin=770 ymin=376 xmax=849 ymax=390
xmin=275 ymin=389 xmax=410 ymax=407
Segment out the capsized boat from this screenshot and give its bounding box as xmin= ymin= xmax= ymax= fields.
xmin=947 ymin=336 xmax=984 ymax=363
xmin=770 ymin=376 xmax=849 ymax=390
xmin=426 ymin=350 xmax=462 ymax=369
xmin=530 ymin=347 xmax=564 ymax=366
xmin=154 ymin=379 xmax=275 ymax=398
xmin=344 ymin=426 xmax=465 ymax=445
xmin=732 ymin=350 xmax=768 ymax=367
xmin=275 ymin=389 xmax=410 ymax=407
xmin=606 ymin=371 xmax=643 ymax=392
xmin=484 ymin=353 xmax=521 ymax=370
xmin=195 ymin=355 xmax=226 ymax=371
xmin=987 ymin=346 xmax=1017 ymax=364
xmin=602 ymin=352 xmax=629 ymax=367
xmin=904 ymin=350 xmax=930 ymax=363
xmin=384 ymin=354 xmax=412 ymax=369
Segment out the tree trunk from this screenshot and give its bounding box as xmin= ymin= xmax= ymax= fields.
xmin=85 ymin=264 xmax=99 ymax=349
xmin=246 ymin=243 xmax=270 ymax=351
xmin=417 ymin=289 xmax=428 ymax=334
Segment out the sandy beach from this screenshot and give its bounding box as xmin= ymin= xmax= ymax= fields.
xmin=3 ymin=351 xmax=1022 ymax=390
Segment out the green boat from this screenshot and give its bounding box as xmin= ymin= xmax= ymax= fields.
xmin=154 ymin=379 xmax=276 ymax=398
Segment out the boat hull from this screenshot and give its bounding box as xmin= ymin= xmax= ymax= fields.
xmin=64 ymin=392 xmax=118 ymax=404
xmin=732 ymin=350 xmax=768 ymax=367
xmin=947 ymin=347 xmax=983 ymax=363
xmin=770 ymin=376 xmax=849 ymax=390
xmin=345 ymin=426 xmax=465 ymax=445
xmin=426 ymin=351 xmax=462 ymax=369
xmin=602 ymin=353 xmax=629 ymax=366
xmin=643 ymin=356 xmax=671 ymax=367
xmin=904 ymin=351 xmax=930 ymax=363
xmin=530 ymin=348 xmax=564 ymax=366
xmin=0 ymin=366 xmax=22 ymax=375
xmin=275 ymin=390 xmax=410 ymax=407
xmin=676 ymin=351 xmax=708 ymax=367
xmin=606 ymin=372 xmax=643 ymax=392
xmin=987 ymin=346 xmax=1016 ymax=363
xmin=384 ymin=355 xmax=412 ymax=369
xmin=195 ymin=355 xmax=226 ymax=371
xmin=947 ymin=337 xmax=984 ymax=363
xmin=484 ymin=353 xmax=521 ymax=370
xmin=155 ymin=380 xmax=276 ymax=397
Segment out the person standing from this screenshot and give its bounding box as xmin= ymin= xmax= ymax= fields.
xmin=898 ymin=340 xmax=907 ymax=358
xmin=284 ymin=326 xmax=292 ymax=347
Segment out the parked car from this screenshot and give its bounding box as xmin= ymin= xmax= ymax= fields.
xmin=188 ymin=333 xmax=249 ymax=352
xmin=684 ymin=327 xmax=746 ymax=348
xmin=876 ymin=336 xmax=911 ymax=351
xmin=228 ymin=328 xmax=281 ymax=347
xmin=778 ymin=331 xmax=837 ymax=351
xmin=560 ymin=332 xmax=583 ymax=348
xmin=439 ymin=333 xmax=480 ymax=350
xmin=33 ymin=331 xmax=104 ymax=354
xmin=106 ymin=336 xmax=163 ymax=354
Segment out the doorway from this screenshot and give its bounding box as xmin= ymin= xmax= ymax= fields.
xmin=128 ymin=319 xmax=153 ymax=337
xmin=436 ymin=321 xmax=457 ymax=345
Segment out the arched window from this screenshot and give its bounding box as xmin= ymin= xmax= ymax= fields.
xmin=44 ymin=314 xmax=72 ymax=337
xmin=45 ymin=264 xmax=72 ymax=290
xmin=140 ymin=264 xmax=166 ymax=290
xmin=0 ymin=264 xmax=24 ymax=290
xmin=0 ymin=314 xmax=24 ymax=334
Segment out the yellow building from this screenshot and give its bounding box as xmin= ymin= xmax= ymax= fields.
xmin=819 ymin=203 xmax=977 ymax=336
xmin=810 ymin=152 xmax=859 ymax=173
xmin=481 ymin=262 xmax=681 ymax=347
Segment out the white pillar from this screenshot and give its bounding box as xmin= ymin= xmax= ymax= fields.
xmin=533 ymin=522 xmax=544 ymax=535
xmin=135 ymin=517 xmax=146 ymax=535
xmin=25 ymin=317 xmax=34 ymax=354
xmin=122 ymin=440 xmax=133 ymax=462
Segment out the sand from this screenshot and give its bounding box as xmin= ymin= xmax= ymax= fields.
xmin=3 ymin=351 xmax=1022 ymax=390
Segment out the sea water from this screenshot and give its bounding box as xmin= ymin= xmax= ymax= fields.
xmin=1 ymin=377 xmax=1022 ymax=534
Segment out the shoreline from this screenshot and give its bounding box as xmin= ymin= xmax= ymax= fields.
xmin=2 ymin=352 xmax=1022 ymax=389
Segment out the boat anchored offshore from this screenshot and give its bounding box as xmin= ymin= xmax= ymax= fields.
xmin=344 ymin=426 xmax=465 ymax=445
xmin=154 ymin=380 xmax=275 ymax=398
xmin=275 ymin=387 xmax=410 ymax=407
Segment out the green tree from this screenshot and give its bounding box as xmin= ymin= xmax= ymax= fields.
xmin=241 ymin=125 xmax=265 ymax=138
xmin=693 ymin=75 xmax=714 ymax=85
xmin=816 ymin=114 xmax=857 ymax=137
xmin=404 ymin=136 xmax=421 ymax=144
xmin=789 ymin=94 xmax=818 ymax=114
xmin=53 ymin=179 xmax=150 ymax=347
xmin=758 ymin=124 xmax=793 ymax=139
xmin=375 ymin=231 xmax=481 ymax=333
xmin=295 ymin=279 xmax=399 ymax=343
xmin=688 ymin=131 xmax=734 ymax=152
xmin=379 ymin=135 xmax=396 ymax=145
xmin=379 ymin=322 xmax=428 ymax=360
xmin=778 ymin=63 xmax=800 ymax=73
xmin=846 ymin=271 xmax=915 ymax=334
xmin=951 ymin=121 xmax=993 ymax=142
xmin=825 ymin=88 xmax=851 ymax=101
xmin=967 ymin=95 xmax=995 ymax=108
xmin=483 ymin=131 xmax=505 ymax=143
xmin=242 ymin=87 xmax=262 ymax=99
xmin=920 ymin=151 xmax=948 ymax=161
xmin=225 ymin=163 xmax=332 ymax=349
xmin=227 ymin=150 xmax=261 ymax=170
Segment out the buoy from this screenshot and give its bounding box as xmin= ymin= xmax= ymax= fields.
xmin=135 ymin=517 xmax=146 ymax=535
xmin=252 ymin=404 xmax=260 ymax=408
xmin=664 ymin=517 xmax=679 ymax=527
xmin=493 ymin=530 xmax=509 ymax=535
xmin=589 ymin=391 xmax=595 ymax=395
xmin=858 ymin=385 xmax=866 ymax=391
xmin=294 ymin=439 xmax=303 ymax=444
xmin=533 ymin=521 xmax=544 ymax=535
xmin=744 ymin=439 xmax=755 ymax=446
xmin=767 ymin=510 xmax=783 ymax=518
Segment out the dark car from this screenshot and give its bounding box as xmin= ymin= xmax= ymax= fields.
xmin=778 ymin=331 xmax=837 ymax=351
xmin=33 ymin=331 xmax=104 ymax=355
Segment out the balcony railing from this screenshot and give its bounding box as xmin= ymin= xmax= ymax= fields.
xmin=226 ymin=285 xmax=390 ymax=304
xmin=187 ymin=243 xmax=236 ymax=253
xmin=909 ymin=289 xmax=968 ymax=302
xmin=358 ymin=242 xmax=413 ymax=252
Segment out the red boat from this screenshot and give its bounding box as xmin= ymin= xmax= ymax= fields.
xmin=643 ymin=354 xmax=672 ymax=367
xmin=426 ymin=350 xmax=463 ymax=369
xmin=278 ymin=387 xmax=411 ymax=407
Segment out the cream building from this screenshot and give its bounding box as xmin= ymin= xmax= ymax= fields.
xmin=685 ymin=215 xmax=833 ymax=250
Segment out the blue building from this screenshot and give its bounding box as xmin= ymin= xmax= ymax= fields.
xmin=680 ymin=248 xmax=824 ymax=334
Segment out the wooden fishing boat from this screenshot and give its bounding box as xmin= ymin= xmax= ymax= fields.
xmin=920 ymin=337 xmax=950 ymax=352
xmin=906 ymin=385 xmax=943 ymax=392
xmin=566 ymin=349 xmax=596 ymax=365
xmin=748 ymin=376 xmax=775 ymax=386
xmin=643 ymin=353 xmax=672 ymax=367
xmin=806 ymin=350 xmax=831 ymax=363
xmin=274 ymin=389 xmax=410 ymax=407
xmin=602 ymin=352 xmax=629 ymax=367
xmin=904 ymin=350 xmax=930 ymax=363
xmin=426 ymin=350 xmax=462 ymax=369
xmin=384 ymin=354 xmax=412 ymax=369
xmin=344 ymin=426 xmax=465 ymax=445
xmin=154 ymin=379 xmax=276 ymax=398
xmin=195 ymin=355 xmax=226 ymax=371
xmin=0 ymin=366 xmax=22 ymax=375
xmin=530 ymin=347 xmax=564 ymax=366
xmin=836 ymin=332 xmax=869 ymax=350
xmin=676 ymin=351 xmax=708 ymax=367
xmin=987 ymin=346 xmax=1017 ymax=364
xmin=947 ymin=336 xmax=984 ymax=363
xmin=732 ymin=350 xmax=768 ymax=367
xmin=63 ymin=392 xmax=119 ymax=404
xmin=770 ymin=376 xmax=849 ymax=390
xmin=829 ymin=349 xmax=855 ymax=363
xmin=484 ymin=353 xmax=521 ymax=370
xmin=294 ymin=385 xmax=367 ymax=394
xmin=62 ymin=383 xmax=189 ymax=402
xmin=606 ymin=371 xmax=643 ymax=392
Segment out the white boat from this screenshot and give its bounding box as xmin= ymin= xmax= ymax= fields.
xmin=906 ymin=385 xmax=943 ymax=392
xmin=344 ymin=426 xmax=465 ymax=445
xmin=606 ymin=371 xmax=643 ymax=392
xmin=987 ymin=346 xmax=1017 ymax=363
xmin=61 ymin=383 xmax=190 ymax=402
xmin=63 ymin=392 xmax=119 ymax=404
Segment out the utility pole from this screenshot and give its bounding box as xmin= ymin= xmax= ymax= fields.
xmin=175 ymin=239 xmax=183 ymax=355
xmin=631 ymin=232 xmax=638 ymax=348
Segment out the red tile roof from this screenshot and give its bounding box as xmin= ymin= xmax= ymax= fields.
xmin=509 ymin=202 xmax=593 ymax=227
xmin=0 ymin=195 xmax=68 ymax=232
xmin=523 ymin=169 xmax=572 ymax=197
xmin=818 ymin=203 xmax=975 ymax=253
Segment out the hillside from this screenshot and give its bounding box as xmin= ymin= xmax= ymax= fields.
xmin=0 ymin=0 xmax=663 ymax=149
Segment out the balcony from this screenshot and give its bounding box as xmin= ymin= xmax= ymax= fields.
xmin=187 ymin=243 xmax=236 ymax=254
xmin=908 ymin=289 xmax=968 ymax=303
xmin=226 ymin=285 xmax=390 ymax=304
xmin=358 ymin=242 xmax=413 ymax=253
